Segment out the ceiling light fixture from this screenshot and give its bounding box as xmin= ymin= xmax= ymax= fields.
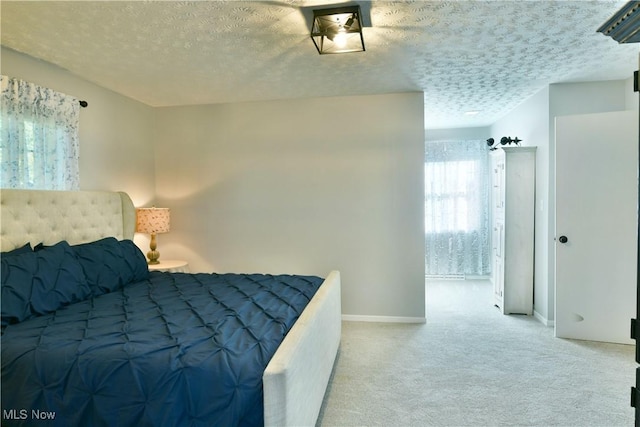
xmin=311 ymin=6 xmax=365 ymax=54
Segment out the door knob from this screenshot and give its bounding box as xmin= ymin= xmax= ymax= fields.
xmin=558 ymin=236 xmax=568 ymax=244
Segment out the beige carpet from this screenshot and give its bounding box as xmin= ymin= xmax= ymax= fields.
xmin=317 ymin=279 xmax=635 ymax=426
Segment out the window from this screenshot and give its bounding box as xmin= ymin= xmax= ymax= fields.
xmin=0 ymin=76 xmax=80 ymax=190
xmin=425 ymin=140 xmax=490 ymax=277
xmin=425 ymin=159 xmax=481 ymax=234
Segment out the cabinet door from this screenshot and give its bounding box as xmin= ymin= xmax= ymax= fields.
xmin=493 ymin=222 xmax=504 ymax=310
xmin=492 ymin=155 xmax=505 ymax=214
xmin=494 ymin=257 xmax=503 ymax=297
xmin=491 ymin=151 xmax=506 ymax=311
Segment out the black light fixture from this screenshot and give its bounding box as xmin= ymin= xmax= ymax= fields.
xmin=311 ymin=6 xmax=365 ymax=54
xmin=597 ymin=1 xmax=640 ymax=43
xmin=487 ymin=137 xmax=522 ymax=150
xmin=500 ymin=136 xmax=522 ymax=146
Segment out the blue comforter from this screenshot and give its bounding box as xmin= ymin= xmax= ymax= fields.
xmin=1 ymin=270 xmax=323 ymax=426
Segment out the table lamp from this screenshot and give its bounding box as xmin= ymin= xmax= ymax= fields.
xmin=135 ymin=207 xmax=170 ymax=265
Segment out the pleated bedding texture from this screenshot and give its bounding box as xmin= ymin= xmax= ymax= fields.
xmin=1 ymin=271 xmax=323 ymax=427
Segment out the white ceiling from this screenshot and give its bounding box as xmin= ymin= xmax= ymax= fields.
xmin=1 ymin=0 xmax=638 ymax=129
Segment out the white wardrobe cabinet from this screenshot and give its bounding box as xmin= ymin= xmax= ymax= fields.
xmin=490 ymin=146 xmax=536 ymax=315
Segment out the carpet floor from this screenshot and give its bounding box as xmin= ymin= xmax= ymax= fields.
xmin=316 ymin=279 xmax=635 ymax=426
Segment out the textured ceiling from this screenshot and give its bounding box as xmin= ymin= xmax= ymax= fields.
xmin=1 ymin=0 xmax=638 ymax=129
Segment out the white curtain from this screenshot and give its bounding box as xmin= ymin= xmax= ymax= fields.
xmin=0 ymin=76 xmax=80 ymax=190
xmin=425 ymin=140 xmax=490 ymax=277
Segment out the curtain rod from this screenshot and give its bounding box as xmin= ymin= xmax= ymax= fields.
xmin=79 ymin=100 xmax=88 ymax=108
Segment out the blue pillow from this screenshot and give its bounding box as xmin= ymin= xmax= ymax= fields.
xmin=30 ymin=241 xmax=91 ymax=313
xmin=1 ymin=250 xmax=36 ymax=326
xmin=1 ymin=241 xmax=90 ymax=326
xmin=1 ymin=242 xmax=32 ymax=258
xmin=118 ymin=239 xmax=150 ymax=282
xmin=72 ymin=237 xmax=149 ymax=297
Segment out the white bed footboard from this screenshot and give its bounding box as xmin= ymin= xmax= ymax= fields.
xmin=263 ymin=270 xmax=341 ymax=427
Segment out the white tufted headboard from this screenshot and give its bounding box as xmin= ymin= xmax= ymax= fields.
xmin=0 ymin=189 xmax=136 ymax=252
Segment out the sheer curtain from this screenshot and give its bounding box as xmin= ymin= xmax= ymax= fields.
xmin=425 ymin=140 xmax=490 ymax=277
xmin=0 ymin=76 xmax=80 ymax=190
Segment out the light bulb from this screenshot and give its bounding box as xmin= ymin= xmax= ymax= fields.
xmin=334 ymin=31 xmax=348 ymax=48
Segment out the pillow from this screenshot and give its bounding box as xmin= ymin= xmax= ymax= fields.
xmin=118 ymin=240 xmax=150 ymax=282
xmin=1 ymin=250 xmax=36 ymax=326
xmin=72 ymin=237 xmax=149 ymax=297
xmin=30 ymin=241 xmax=91 ymax=313
xmin=1 ymin=242 xmax=32 ymax=258
xmin=1 ymin=241 xmax=90 ymax=326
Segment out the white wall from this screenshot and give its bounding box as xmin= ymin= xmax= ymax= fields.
xmin=12 ymin=42 xmax=633 ymax=322
xmin=153 ymin=93 xmax=427 ymax=320
xmin=625 ymin=76 xmax=638 ymax=111
xmin=1 ymin=47 xmax=156 ymax=205
xmin=547 ymin=79 xmax=635 ymax=323
xmin=3 ymin=47 xmax=427 ymax=320
xmin=426 ymin=126 xmax=492 ymax=142
xmin=2 ymin=47 xmax=157 ymax=251
xmin=490 ymin=78 xmax=637 ymax=325
xmin=491 ymin=87 xmax=551 ymax=322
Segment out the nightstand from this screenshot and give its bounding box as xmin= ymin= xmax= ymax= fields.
xmin=148 ymin=260 xmax=189 ymax=273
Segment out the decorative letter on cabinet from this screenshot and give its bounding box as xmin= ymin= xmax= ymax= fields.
xmin=490 ymin=146 xmax=536 ymax=315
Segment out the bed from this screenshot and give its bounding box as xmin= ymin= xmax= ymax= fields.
xmin=0 ymin=189 xmax=341 ymax=427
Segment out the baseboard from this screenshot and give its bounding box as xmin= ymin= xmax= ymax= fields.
xmin=534 ymin=310 xmax=555 ymax=327
xmin=342 ymin=314 xmax=426 ymax=324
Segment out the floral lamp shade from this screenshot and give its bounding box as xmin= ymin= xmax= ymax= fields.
xmin=135 ymin=207 xmax=170 ymax=265
xmin=136 ymin=207 xmax=170 ymax=234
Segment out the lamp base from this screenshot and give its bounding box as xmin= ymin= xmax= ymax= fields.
xmin=147 ymin=249 xmax=160 ymax=265
xmin=147 ymin=233 xmax=160 ymax=265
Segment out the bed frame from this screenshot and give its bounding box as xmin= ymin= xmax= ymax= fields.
xmin=0 ymin=189 xmax=341 ymax=426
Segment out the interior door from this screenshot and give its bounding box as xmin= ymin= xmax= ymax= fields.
xmin=555 ymin=110 xmax=639 ymax=344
